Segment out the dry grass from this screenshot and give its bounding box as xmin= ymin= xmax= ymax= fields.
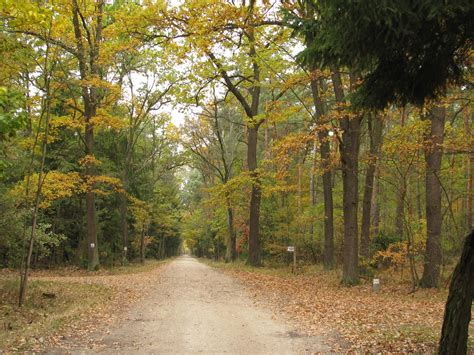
xmin=0 ymin=259 xmax=169 ymax=352
xmin=0 ymin=279 xmax=111 ymax=351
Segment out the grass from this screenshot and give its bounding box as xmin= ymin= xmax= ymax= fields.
xmin=0 ymin=278 xmax=111 ymax=351
xmin=92 ymin=258 xmax=170 ymax=275
xmin=18 ymin=258 xmax=171 ymax=278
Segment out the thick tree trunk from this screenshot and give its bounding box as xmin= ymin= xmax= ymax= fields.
xmin=333 ymin=72 xmax=361 ymax=285
xmin=360 ymin=115 xmax=383 ymax=259
xmin=341 ymin=115 xmax=362 ymax=285
xmin=247 ymin=125 xmax=262 ymax=266
xmin=420 ymin=105 xmax=446 ymax=288
xmin=438 ymin=232 xmax=473 ymax=354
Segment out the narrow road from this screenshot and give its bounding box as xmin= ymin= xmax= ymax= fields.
xmin=82 ymin=256 xmax=329 ymax=354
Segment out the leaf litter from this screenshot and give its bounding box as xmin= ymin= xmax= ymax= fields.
xmin=216 ymin=265 xmax=473 ymax=353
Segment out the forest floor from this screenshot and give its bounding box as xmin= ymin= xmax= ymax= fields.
xmin=0 ymin=260 xmax=169 ymax=352
xmin=1 ymin=256 xmax=332 ymax=354
xmin=1 ymin=256 xmax=472 ymax=353
xmin=206 ymin=259 xmax=474 ymax=353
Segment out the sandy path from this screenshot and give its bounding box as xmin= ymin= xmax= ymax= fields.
xmin=71 ymin=256 xmax=329 ymax=354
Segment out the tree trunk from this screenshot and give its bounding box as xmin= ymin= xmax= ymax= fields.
xmin=18 ymin=42 xmax=52 ymax=307
xmin=341 ymin=115 xmax=362 ymax=285
xmin=247 ymin=125 xmax=262 ymax=266
xmin=72 ymin=0 xmax=103 ymax=271
xmin=465 ymin=109 xmax=473 ymax=232
xmin=225 ymin=199 xmax=236 ymax=262
xmin=159 ymin=235 xmax=166 ymax=259
xmin=420 ymin=105 xmax=446 ymax=288
xmin=140 ymin=224 xmax=145 ymax=264
xmin=120 ymin=193 xmax=128 ymax=264
xmin=395 ymin=182 xmax=407 ymax=238
xmin=333 ymin=72 xmax=361 ymax=285
xmin=310 ymin=75 xmax=334 ymax=270
xmin=85 ymin=123 xmax=99 ymax=271
xmin=361 ymin=114 xmax=383 ymax=259
xmin=320 ymin=141 xmax=335 ymax=270
xmin=371 ymin=173 xmax=380 ymax=237
xmin=438 ymin=232 xmax=473 ymax=354
xmin=309 ymin=137 xmax=317 ymax=240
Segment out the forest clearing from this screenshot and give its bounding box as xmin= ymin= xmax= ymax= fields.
xmin=0 ymin=0 xmax=473 ymax=353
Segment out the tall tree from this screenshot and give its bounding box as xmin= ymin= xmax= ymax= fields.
xmin=360 ymin=114 xmax=383 ymax=259
xmin=182 ymin=96 xmax=244 ymax=262
xmin=171 ymin=0 xmax=294 ymax=265
xmin=420 ymin=105 xmax=446 ymax=288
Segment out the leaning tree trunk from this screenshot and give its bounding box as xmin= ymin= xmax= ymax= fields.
xmin=420 ymin=105 xmax=446 ymax=288
xmin=438 ymin=232 xmax=473 ymax=354
xmin=18 ymin=40 xmax=52 ymax=307
xmin=247 ymin=125 xmax=262 ymax=266
xmin=360 ymin=114 xmax=383 ymax=259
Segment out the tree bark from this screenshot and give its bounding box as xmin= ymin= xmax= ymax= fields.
xmin=140 ymin=224 xmax=145 ymax=264
xmin=333 ymin=72 xmax=361 ymax=285
xmin=395 ymin=182 xmax=407 ymax=238
xmin=371 ymin=173 xmax=380 ymax=237
xmin=438 ymin=232 xmax=473 ymax=354
xmin=361 ymin=114 xmax=383 ymax=259
xmin=120 ymin=193 xmax=128 ymax=264
xmin=225 ymin=198 xmax=237 ymax=262
xmin=310 ymin=74 xmax=334 ymax=270
xmin=19 ymin=52 xmax=52 ymax=306
xmin=206 ymin=22 xmax=262 ymax=266
xmin=72 ymin=0 xmax=103 ymax=271
xmin=320 ymin=141 xmax=335 ymax=270
xmin=247 ymin=125 xmax=262 ymax=266
xmin=340 ymin=115 xmax=362 ymax=284
xmin=420 ymin=105 xmax=446 ymax=288
xmin=309 ymin=137 xmax=317 ymax=240
xmin=85 ymin=122 xmax=99 ymax=271
xmin=464 ymin=109 xmax=473 ymax=232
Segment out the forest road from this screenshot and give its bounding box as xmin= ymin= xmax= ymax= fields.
xmin=74 ymin=255 xmax=330 ymax=354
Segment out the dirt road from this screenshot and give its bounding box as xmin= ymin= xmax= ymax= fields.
xmin=73 ymin=256 xmax=329 ymax=354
